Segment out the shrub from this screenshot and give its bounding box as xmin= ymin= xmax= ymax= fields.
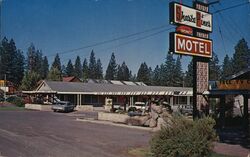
xmin=150 ymin=116 xmax=217 ymax=157
xmin=7 ymin=97 xmax=25 ymax=107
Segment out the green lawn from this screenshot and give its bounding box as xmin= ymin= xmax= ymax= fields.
xmin=128 ymin=147 xmax=236 ymax=157
xmin=0 ymin=106 xmax=25 ymax=111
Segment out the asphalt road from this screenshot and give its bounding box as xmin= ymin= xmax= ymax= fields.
xmin=0 ymin=110 xmax=151 ymax=157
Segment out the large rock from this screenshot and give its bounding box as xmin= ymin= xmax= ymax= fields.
xmin=149 ymin=118 xmax=157 ymax=128
xmin=126 ymin=116 xmax=150 ymax=126
xmin=144 ymin=119 xmax=151 ymax=127
xmin=151 ymin=104 xmax=163 ymax=114
xmin=151 ymin=109 xmax=159 ymax=120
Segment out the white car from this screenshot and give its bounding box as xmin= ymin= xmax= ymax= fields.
xmin=133 ymin=102 xmax=147 ymax=110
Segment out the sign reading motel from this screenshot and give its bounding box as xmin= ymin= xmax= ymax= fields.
xmin=169 ymin=2 xmax=212 ymax=32
xmin=169 ymin=32 xmax=212 ymax=58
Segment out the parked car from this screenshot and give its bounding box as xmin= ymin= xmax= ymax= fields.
xmin=52 ymin=101 xmax=75 ymax=112
xmin=133 ymin=102 xmax=149 ymax=111
xmin=180 ymin=105 xmax=193 ymax=116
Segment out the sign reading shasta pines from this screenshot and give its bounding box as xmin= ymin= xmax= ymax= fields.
xmin=169 ymin=2 xmax=212 ymax=32
xmin=169 ymin=33 xmax=212 ymax=58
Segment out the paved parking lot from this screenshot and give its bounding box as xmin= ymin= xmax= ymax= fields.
xmin=0 ymin=110 xmax=151 ymax=157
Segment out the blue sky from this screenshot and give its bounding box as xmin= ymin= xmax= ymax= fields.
xmin=2 ymin=0 xmax=250 ymax=74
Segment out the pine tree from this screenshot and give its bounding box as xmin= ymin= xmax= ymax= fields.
xmin=159 ymin=64 xmax=166 ymax=86
xmin=51 ymin=53 xmax=62 ymax=73
xmin=61 ymin=65 xmax=67 ymax=77
xmin=82 ymin=58 xmax=89 ymax=81
xmin=152 ymin=65 xmax=161 ymax=86
xmin=221 ymin=55 xmax=233 ymax=79
xmin=117 ymin=62 xmax=130 ymax=81
xmin=184 ymin=60 xmax=193 ymax=87
xmin=137 ymin=62 xmax=150 ymax=85
xmin=0 ymin=38 xmax=25 ymax=86
xmin=27 ymin=43 xmax=36 ymax=72
xmin=173 ymin=56 xmax=183 ymax=87
xmin=41 ymin=56 xmax=49 ymax=79
xmin=74 ymin=56 xmax=82 ymax=78
xmin=232 ymin=38 xmax=249 ymax=73
xmin=96 ymin=58 xmax=103 ymax=79
xmin=117 ymin=65 xmax=122 ymax=81
xmin=20 ymin=71 xmax=40 ymax=90
xmin=209 ymin=53 xmax=221 ymax=80
xmin=89 ymin=50 xmax=97 ymax=79
xmin=26 ymin=43 xmax=44 ymax=81
xmin=13 ymin=50 xmax=25 ymax=86
xmin=47 ymin=67 xmax=62 ymax=81
xmin=164 ymin=54 xmax=176 ymax=86
xmin=105 ymin=53 xmax=117 ymax=80
xmin=65 ymin=59 xmax=74 ymax=76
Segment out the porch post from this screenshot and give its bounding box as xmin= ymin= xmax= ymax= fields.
xmin=79 ymin=94 xmax=82 ymax=106
xmin=187 ymin=96 xmax=190 ymax=106
xmin=219 ymin=95 xmax=226 ymax=128
xmin=243 ymin=95 xmax=249 ymax=132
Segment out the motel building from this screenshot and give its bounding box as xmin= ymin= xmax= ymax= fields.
xmin=23 ymin=79 xmax=193 ymax=111
xmin=204 ymin=68 xmax=250 ymax=130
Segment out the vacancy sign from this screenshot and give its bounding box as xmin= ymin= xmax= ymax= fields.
xmin=169 ymin=2 xmax=212 ymax=32
xmin=170 ymin=33 xmax=212 ymax=58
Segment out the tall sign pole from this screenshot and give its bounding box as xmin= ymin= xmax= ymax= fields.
xmin=169 ymin=0 xmax=213 ymax=119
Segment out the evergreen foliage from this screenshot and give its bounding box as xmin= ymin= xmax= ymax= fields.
xmin=105 ymin=53 xmax=117 ymax=80
xmin=232 ymin=38 xmax=249 ymax=73
xmin=164 ymin=54 xmax=176 ymax=86
xmin=117 ymin=62 xmax=130 ymax=81
xmin=209 ymin=53 xmax=221 ymax=81
xmin=41 ymin=56 xmax=49 ymax=79
xmin=0 ymin=38 xmax=25 ymax=86
xmin=137 ymin=62 xmax=151 ymax=85
xmin=82 ymin=58 xmax=89 ymax=81
xmin=74 ymin=56 xmax=82 ymax=78
xmin=221 ymin=55 xmax=233 ymax=79
xmin=96 ymin=58 xmax=103 ymax=79
xmin=89 ymin=50 xmax=97 ymax=79
xmin=173 ymin=56 xmax=183 ymax=87
xmin=65 ymin=59 xmax=74 ymax=76
xmin=51 ymin=53 xmax=62 ymax=73
xmin=20 ymin=71 xmax=40 ymax=90
xmin=184 ymin=61 xmax=193 ymax=87
xmin=47 ymin=67 xmax=62 ymax=81
xmin=150 ymin=116 xmax=217 ymax=157
xmin=61 ymin=65 xmax=67 ymax=77
xmin=152 ymin=65 xmax=161 ymax=86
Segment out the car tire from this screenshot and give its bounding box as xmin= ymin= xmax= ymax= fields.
xmin=53 ymin=109 xmax=57 ymax=112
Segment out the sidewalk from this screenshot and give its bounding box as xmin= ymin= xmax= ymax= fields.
xmin=214 ymin=142 xmax=250 ymax=157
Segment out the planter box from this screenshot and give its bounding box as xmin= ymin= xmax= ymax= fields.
xmin=76 ymin=105 xmax=93 ymax=111
xmin=25 ymin=104 xmax=52 ymax=111
xmin=98 ymin=112 xmax=129 ymax=124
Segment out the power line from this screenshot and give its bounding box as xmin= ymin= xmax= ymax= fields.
xmin=50 ymin=1 xmax=250 ymax=60
xmin=213 ymin=1 xmax=249 ymax=14
xmin=47 ymin=24 xmax=169 ymax=57
xmin=60 ymin=27 xmax=175 ymax=64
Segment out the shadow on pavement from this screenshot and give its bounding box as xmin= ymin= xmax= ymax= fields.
xmin=216 ymin=127 xmax=250 ymax=150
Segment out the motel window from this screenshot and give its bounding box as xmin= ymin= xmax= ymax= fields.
xmin=85 ymin=95 xmax=91 ymax=103
xmin=179 ymin=97 xmax=187 ymax=104
xmin=92 ymin=96 xmax=98 ymax=103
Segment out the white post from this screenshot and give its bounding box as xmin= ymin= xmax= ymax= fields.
xmin=187 ymin=96 xmax=190 ymax=106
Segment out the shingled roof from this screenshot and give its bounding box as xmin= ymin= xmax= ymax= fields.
xmin=25 ymin=80 xmax=193 ymax=96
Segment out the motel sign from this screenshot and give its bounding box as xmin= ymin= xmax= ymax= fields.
xmin=170 ymin=33 xmax=212 ymax=58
